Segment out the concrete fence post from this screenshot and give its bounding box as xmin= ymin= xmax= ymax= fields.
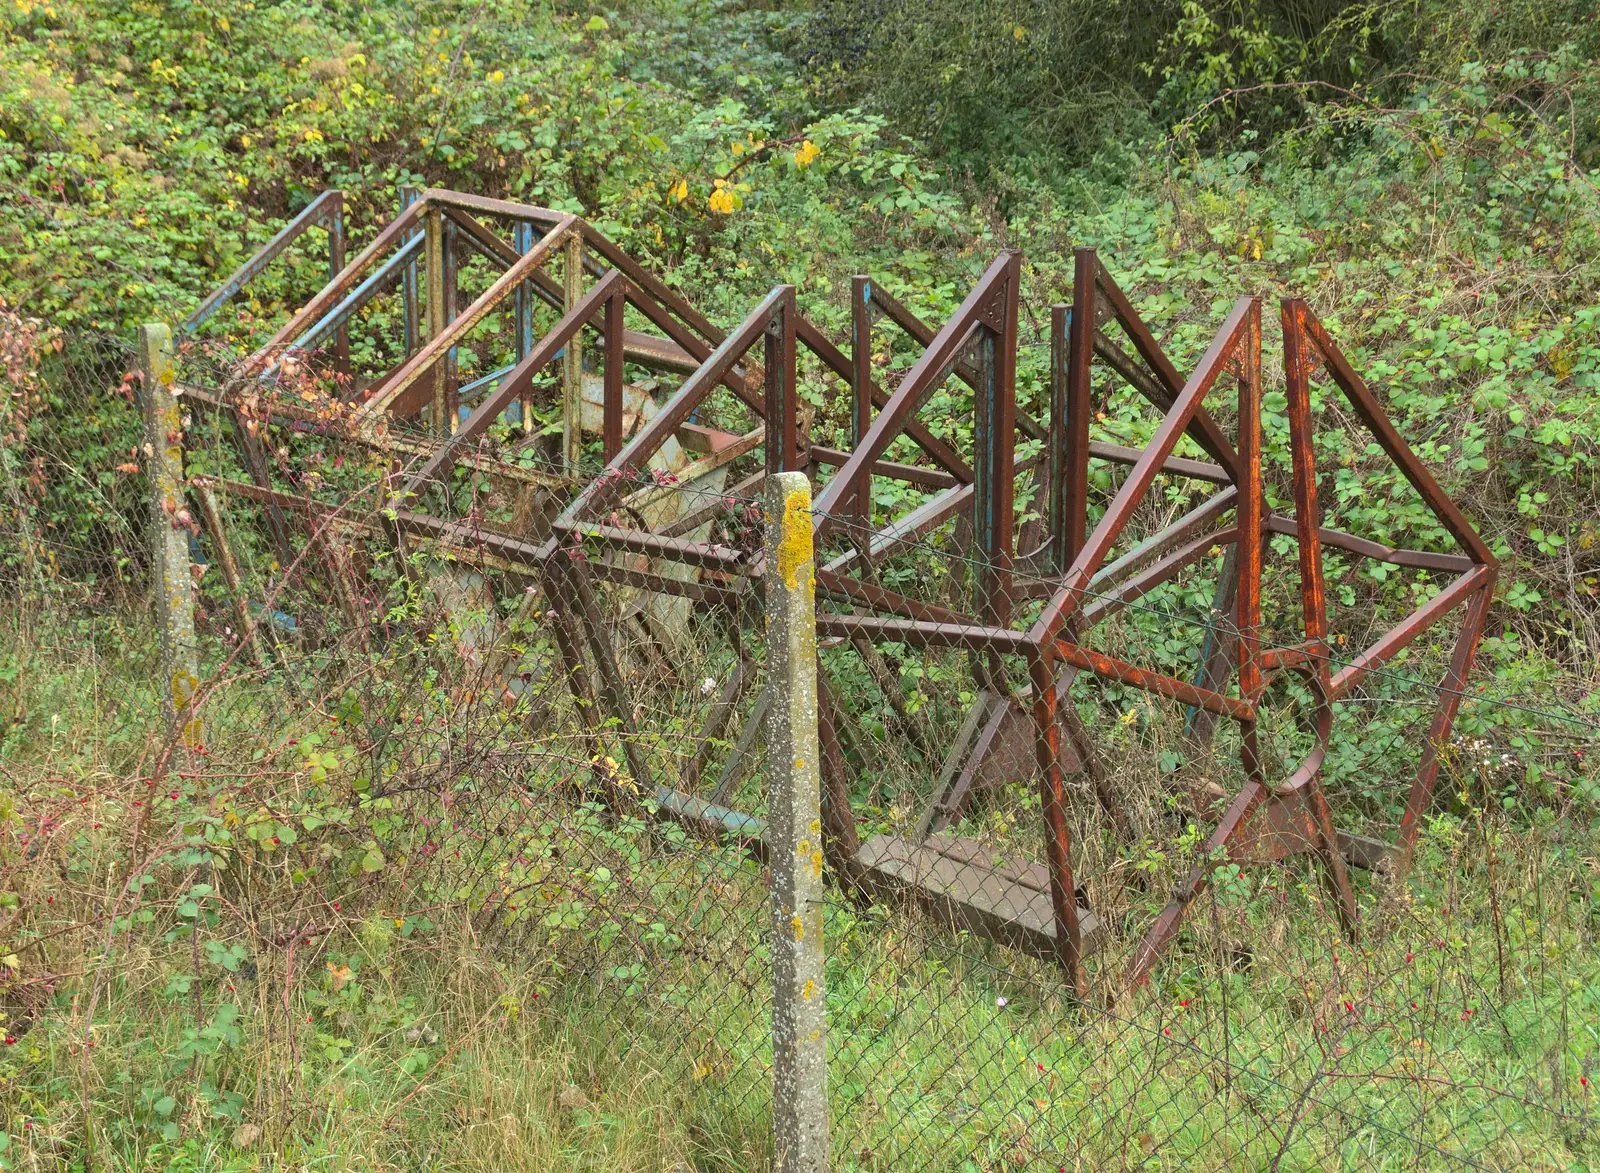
xmin=140 ymin=323 xmax=199 ymax=739
xmin=561 ymin=226 xmax=585 ymax=475
xmin=763 ymin=471 xmax=829 ymax=1172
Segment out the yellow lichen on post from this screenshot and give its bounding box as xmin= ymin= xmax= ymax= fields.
xmin=763 ymin=471 xmax=828 ymax=1172
xmin=775 ymin=487 xmax=813 ymax=591
xmin=141 ymin=323 xmax=199 ymax=740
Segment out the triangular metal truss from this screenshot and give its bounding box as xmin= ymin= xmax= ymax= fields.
xmin=171 ymin=191 xmax=1496 ymax=1000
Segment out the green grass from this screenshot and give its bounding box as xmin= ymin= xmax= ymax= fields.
xmin=3 ymin=609 xmax=1597 ymax=1172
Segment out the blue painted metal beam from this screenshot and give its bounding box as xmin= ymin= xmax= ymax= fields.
xmin=178 ymin=190 xmax=343 ymax=336
xmin=290 ymin=232 xmax=425 ymax=354
xmin=457 ymin=361 xmax=518 ymax=403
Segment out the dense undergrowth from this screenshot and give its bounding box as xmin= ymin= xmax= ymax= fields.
xmin=3 ymin=0 xmax=1600 ymax=1169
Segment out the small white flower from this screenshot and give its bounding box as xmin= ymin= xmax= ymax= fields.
xmin=701 ymin=677 xmax=718 ymax=696
xmin=995 ymin=996 xmax=1008 ymax=1009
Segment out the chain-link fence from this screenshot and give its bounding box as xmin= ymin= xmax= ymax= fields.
xmin=3 ymin=321 xmax=785 ymax=1166
xmin=3 ymin=308 xmax=1598 ymax=1171
xmin=797 ymin=488 xmax=1598 ymax=1172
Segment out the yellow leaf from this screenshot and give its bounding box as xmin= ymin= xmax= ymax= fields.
xmin=708 ymin=188 xmax=735 ymax=215
xmin=793 ymin=139 xmax=819 ymax=167
xmin=669 ymin=178 xmax=688 ymax=203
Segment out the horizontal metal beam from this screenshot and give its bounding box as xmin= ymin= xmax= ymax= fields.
xmin=1262 ymin=515 xmax=1476 ymax=574
xmin=815 ymin=613 xmax=1030 ymax=652
xmin=814 ymin=568 xmax=972 ymax=627
xmin=175 ymin=381 xmax=568 ymax=490
xmin=809 ymin=446 xmax=958 ymax=490
xmin=1089 ymin=440 xmax=1229 ymax=485
xmin=578 ymin=558 xmax=742 ymax=608
xmin=1053 ymin=638 xmax=1254 ymax=721
xmin=553 ymin=520 xmax=750 ymax=572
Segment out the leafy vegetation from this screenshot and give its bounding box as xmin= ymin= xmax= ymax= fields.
xmin=2 ymin=0 xmax=1600 ymax=1168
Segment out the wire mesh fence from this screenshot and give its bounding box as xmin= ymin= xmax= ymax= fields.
xmin=795 ymin=481 xmax=1599 ymax=1171
xmin=3 ymin=306 xmax=1599 ymax=1171
xmin=3 ymin=322 xmax=784 ymax=1166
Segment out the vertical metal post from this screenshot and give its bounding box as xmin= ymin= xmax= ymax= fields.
xmin=514 ymin=220 xmax=536 ymax=434
xmin=425 ymin=207 xmax=447 ymax=436
xmin=328 ymin=195 xmax=350 ymax=384
xmin=1234 ymin=300 xmax=1266 ymax=781
xmin=764 ymin=291 xmax=799 ymax=475
xmin=1046 ymin=301 xmax=1067 ymax=569
xmin=602 ymin=282 xmax=625 ymax=462
xmin=850 ymin=277 xmax=871 ymax=450
xmin=1028 ymin=647 xmax=1088 ymax=998
xmin=1054 ymin=248 xmax=1095 ymax=571
xmin=1282 ymin=303 xmax=1330 ymax=661
xmin=850 ymin=276 xmax=873 ymax=554
xmin=562 ymin=227 xmax=585 ymax=475
xmin=763 ymin=471 xmax=829 ymax=1173
xmin=140 ymin=323 xmax=199 ymax=740
xmin=443 ymin=216 xmax=460 ymax=433
xmin=400 ymin=186 xmax=421 ymax=357
xmin=972 ymin=256 xmax=1018 ymax=632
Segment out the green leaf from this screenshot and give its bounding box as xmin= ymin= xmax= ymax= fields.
xmin=153 ymin=1095 xmax=177 ymax=1117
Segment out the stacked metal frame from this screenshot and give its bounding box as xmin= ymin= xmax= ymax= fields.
xmin=170 ymin=192 xmax=1496 ymax=999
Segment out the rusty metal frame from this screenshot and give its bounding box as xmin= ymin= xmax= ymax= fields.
xmin=179 ymin=189 xmax=349 ymax=378
xmin=175 ymin=194 xmax=1497 ymax=998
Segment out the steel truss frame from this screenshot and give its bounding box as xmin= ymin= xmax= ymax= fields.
xmin=174 ymin=193 xmax=1494 ymax=998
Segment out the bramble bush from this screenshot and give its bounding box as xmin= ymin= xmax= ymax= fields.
xmin=2 ymin=0 xmax=1600 ymax=1166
